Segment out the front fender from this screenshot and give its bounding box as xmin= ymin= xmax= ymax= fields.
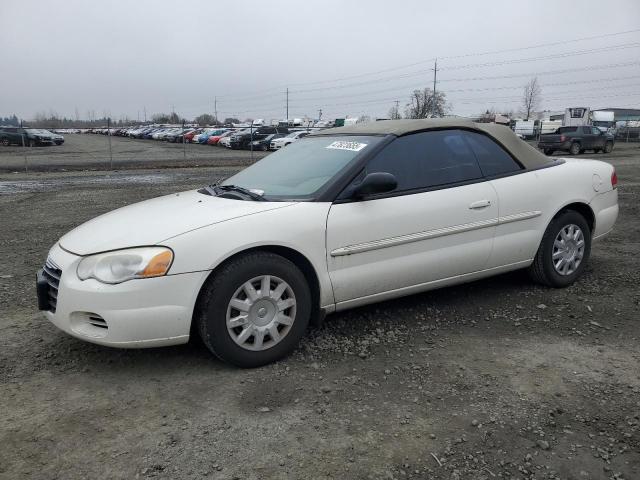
xmin=163 ymin=203 xmax=335 ymax=309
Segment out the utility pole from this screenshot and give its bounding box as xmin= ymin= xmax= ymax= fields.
xmin=143 ymin=106 xmax=147 ymax=123
xmin=214 ymin=97 xmax=218 ymax=125
xmin=286 ymin=88 xmax=289 ymax=121
xmin=431 ymin=58 xmax=439 ymax=118
xmin=318 ymin=108 xmax=322 ymax=120
xmin=395 ymin=100 xmax=400 ymax=119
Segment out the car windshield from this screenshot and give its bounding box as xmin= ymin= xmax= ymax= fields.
xmin=221 ymin=135 xmax=383 ymax=200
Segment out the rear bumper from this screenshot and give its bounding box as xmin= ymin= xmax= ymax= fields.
xmin=40 ymin=243 xmax=209 ymax=348
xmin=538 ymin=141 xmax=571 ymax=150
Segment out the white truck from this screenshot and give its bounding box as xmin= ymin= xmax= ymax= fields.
xmin=514 ymin=120 xmax=535 ymax=139
xmin=563 ymin=107 xmax=591 ymax=127
xmin=592 ymin=111 xmax=615 ymax=133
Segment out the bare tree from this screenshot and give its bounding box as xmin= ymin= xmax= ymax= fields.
xmin=194 ymin=113 xmax=216 ymax=126
xmin=405 ymin=88 xmax=449 ymax=119
xmin=388 ymin=103 xmax=402 ymax=120
xmin=521 ymin=77 xmax=541 ymax=121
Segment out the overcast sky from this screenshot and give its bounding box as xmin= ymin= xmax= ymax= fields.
xmin=1 ymin=0 xmax=639 ymax=122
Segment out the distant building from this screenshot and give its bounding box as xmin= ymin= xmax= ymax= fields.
xmin=592 ymin=108 xmax=640 ymax=122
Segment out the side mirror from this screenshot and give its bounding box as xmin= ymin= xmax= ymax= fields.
xmin=352 ymin=172 xmax=397 ymax=198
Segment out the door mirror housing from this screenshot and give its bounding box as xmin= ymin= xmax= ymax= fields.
xmin=352 ymin=172 xmax=398 ymax=198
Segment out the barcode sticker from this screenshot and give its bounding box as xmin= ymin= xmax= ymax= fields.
xmin=326 ymin=141 xmax=368 ymax=152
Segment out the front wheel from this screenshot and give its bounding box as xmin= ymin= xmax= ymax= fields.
xmin=604 ymin=141 xmax=613 ymax=153
xmin=1 ymin=138 xmax=9 ymax=147
xmin=195 ymin=252 xmax=311 ymax=367
xmin=543 ymin=149 xmax=554 ymax=156
xmin=528 ymin=210 xmax=591 ymax=288
xmin=28 ymin=139 xmax=36 ymax=147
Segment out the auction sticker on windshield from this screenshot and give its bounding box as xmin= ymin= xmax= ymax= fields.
xmin=325 ymin=141 xmax=368 ymax=152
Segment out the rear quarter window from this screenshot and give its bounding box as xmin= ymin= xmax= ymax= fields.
xmin=462 ymin=131 xmax=522 ymax=177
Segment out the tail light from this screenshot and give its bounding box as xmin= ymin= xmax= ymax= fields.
xmin=611 ymin=169 xmax=618 ymax=189
xmin=560 ymin=135 xmax=566 ymax=142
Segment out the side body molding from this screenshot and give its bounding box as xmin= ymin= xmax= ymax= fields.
xmin=331 ymin=210 xmax=542 ymax=257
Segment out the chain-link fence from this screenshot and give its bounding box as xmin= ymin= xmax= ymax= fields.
xmin=0 ymin=122 xmax=328 ymax=173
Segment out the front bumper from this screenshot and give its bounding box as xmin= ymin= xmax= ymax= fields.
xmin=39 ymin=243 xmax=209 ymax=348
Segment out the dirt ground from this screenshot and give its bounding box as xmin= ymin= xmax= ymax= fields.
xmin=0 ymin=142 xmax=639 ymax=480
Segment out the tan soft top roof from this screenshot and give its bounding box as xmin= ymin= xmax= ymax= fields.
xmin=313 ymin=118 xmax=551 ymax=170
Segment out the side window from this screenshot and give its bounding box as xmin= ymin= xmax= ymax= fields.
xmin=463 ymin=131 xmax=522 ymax=177
xmin=365 ymin=130 xmax=483 ymax=192
xmin=592 ymin=127 xmax=601 ymax=135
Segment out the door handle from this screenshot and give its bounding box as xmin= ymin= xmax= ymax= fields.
xmin=469 ymin=200 xmax=491 ymax=209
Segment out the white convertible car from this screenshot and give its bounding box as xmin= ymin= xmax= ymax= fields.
xmin=37 ymin=119 xmax=618 ymax=367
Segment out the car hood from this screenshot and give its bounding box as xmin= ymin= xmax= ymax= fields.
xmin=59 ymin=190 xmax=295 ymax=255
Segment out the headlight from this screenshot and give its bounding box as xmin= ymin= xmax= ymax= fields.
xmin=77 ymin=247 xmax=173 ymax=284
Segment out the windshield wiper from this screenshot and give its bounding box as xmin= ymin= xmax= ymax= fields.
xmin=209 ymin=184 xmax=266 ymax=201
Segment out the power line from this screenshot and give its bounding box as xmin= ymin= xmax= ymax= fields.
xmin=213 ymin=29 xmax=640 ymax=100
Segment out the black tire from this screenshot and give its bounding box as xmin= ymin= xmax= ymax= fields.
xmin=569 ymin=142 xmax=581 ymax=155
xmin=195 ymin=252 xmax=311 ymax=367
xmin=28 ymin=139 xmax=36 ymax=147
xmin=528 ymin=210 xmax=591 ymax=288
xmin=1 ymin=138 xmax=9 ymax=147
xmin=262 ymin=144 xmax=268 ymax=151
xmin=543 ymin=149 xmax=554 ymax=156
xmin=604 ymin=141 xmax=613 ymax=153
xmin=594 ymin=148 xmax=602 ymax=153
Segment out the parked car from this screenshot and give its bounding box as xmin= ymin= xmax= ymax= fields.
xmin=37 ymin=119 xmax=618 ymax=367
xmin=230 ymin=127 xmax=288 ymax=150
xmin=197 ymin=129 xmax=226 ymax=144
xmin=214 ymin=130 xmax=236 ymax=147
xmin=270 ymin=130 xmax=310 ymax=150
xmin=218 ymin=133 xmax=235 ymax=148
xmin=184 ymin=129 xmax=203 ymax=143
xmin=249 ymin=133 xmax=285 ymax=151
xmin=538 ymin=125 xmax=615 ymax=156
xmin=44 ymin=130 xmax=65 ymax=145
xmin=165 ymin=128 xmax=195 ymax=143
xmin=0 ymin=127 xmax=55 ymax=146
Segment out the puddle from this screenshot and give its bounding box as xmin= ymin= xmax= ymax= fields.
xmin=0 ymin=173 xmax=178 ymax=195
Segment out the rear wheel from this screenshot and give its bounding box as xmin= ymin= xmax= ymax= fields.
xmin=1 ymin=138 xmax=9 ymax=147
xmin=195 ymin=252 xmax=311 ymax=367
xmin=604 ymin=141 xmax=613 ymax=153
xmin=28 ymin=139 xmax=35 ymax=147
xmin=528 ymin=210 xmax=591 ymax=288
xmin=543 ymin=149 xmax=554 ymax=156
xmin=569 ymin=142 xmax=581 ymax=155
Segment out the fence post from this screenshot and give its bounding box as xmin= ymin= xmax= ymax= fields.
xmin=182 ymin=120 xmax=186 ymax=161
xmin=22 ymin=134 xmax=28 ymax=173
xmin=626 ymin=120 xmax=630 ymax=143
xmin=250 ymin=123 xmax=254 ymax=162
xmin=107 ymin=117 xmax=113 ymax=169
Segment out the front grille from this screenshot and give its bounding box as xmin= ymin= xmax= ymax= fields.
xmin=42 ymin=258 xmax=62 ymax=313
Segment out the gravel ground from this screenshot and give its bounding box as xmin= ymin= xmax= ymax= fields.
xmin=0 ymin=143 xmax=639 ymax=479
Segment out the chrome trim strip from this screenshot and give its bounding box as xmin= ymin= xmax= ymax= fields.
xmin=330 ymin=210 xmax=541 ymax=257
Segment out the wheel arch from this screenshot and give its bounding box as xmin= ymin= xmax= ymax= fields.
xmin=550 ymin=201 xmax=596 ymax=234
xmin=190 ymin=245 xmax=324 ymax=338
